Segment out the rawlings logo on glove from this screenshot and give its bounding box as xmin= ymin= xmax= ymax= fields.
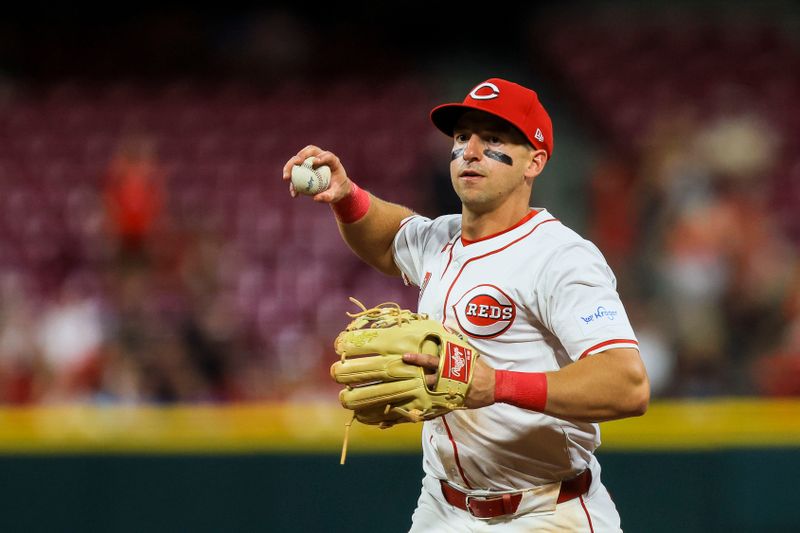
xmin=443 ymin=343 xmax=472 ymax=382
xmin=331 ymin=298 xmax=480 ymax=463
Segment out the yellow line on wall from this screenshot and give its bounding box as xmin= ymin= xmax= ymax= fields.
xmin=0 ymin=398 xmax=797 ymax=454
xmin=601 ymin=397 xmax=800 ymax=450
xmin=0 ymin=403 xmax=422 ymax=454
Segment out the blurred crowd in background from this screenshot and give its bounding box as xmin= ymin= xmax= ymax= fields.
xmin=0 ymin=2 xmax=798 ymax=404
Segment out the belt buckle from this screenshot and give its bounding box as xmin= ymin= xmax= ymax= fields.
xmin=463 ymin=494 xmax=501 ymax=520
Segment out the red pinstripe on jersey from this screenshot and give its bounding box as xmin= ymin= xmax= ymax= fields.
xmin=579 ymin=495 xmax=595 ymax=532
xmin=397 ymin=217 xmax=421 ymax=287
xmin=579 ymin=339 xmax=639 ymax=359
xmin=398 ymin=215 xmax=418 ymax=232
xmin=440 ymin=233 xmax=460 ymax=280
xmin=441 ymin=415 xmax=474 ymax=489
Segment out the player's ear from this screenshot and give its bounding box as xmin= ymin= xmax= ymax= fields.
xmin=523 ymin=149 xmax=548 ymax=183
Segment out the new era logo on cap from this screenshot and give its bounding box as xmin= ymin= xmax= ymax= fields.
xmin=430 ymin=78 xmax=554 ymax=158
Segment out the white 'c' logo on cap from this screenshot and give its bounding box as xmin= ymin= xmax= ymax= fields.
xmin=469 ymin=82 xmax=500 ymax=100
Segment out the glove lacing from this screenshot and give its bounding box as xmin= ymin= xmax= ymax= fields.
xmin=344 ymin=297 xmax=427 ymax=330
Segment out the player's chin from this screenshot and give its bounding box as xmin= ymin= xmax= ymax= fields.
xmin=454 ymin=184 xmax=480 ymax=199
xmin=456 ymin=192 xmax=493 ymax=212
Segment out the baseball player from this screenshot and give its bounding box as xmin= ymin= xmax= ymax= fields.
xmin=282 ymin=78 xmax=650 ymax=531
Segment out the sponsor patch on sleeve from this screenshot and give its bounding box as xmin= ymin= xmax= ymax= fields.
xmin=577 ymin=305 xmax=623 ymax=334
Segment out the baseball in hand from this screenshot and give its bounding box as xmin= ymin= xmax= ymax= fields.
xmin=291 ymin=157 xmax=331 ymax=195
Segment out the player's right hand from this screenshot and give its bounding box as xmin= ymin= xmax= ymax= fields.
xmin=282 ymin=145 xmax=353 ymax=204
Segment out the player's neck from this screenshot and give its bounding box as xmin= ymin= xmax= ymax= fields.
xmin=460 ymin=203 xmax=533 ymax=242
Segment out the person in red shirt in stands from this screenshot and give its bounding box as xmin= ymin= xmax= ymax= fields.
xmin=103 ymin=133 xmax=167 ymax=266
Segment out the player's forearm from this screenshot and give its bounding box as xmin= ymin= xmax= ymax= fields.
xmin=543 ymin=348 xmax=650 ymax=421
xmin=494 ymin=348 xmax=650 ymax=422
xmin=334 ymin=188 xmax=413 ymax=276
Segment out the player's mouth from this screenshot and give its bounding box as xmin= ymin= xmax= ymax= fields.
xmin=459 ymin=169 xmax=485 ymax=181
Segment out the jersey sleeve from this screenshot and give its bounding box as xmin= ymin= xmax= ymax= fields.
xmin=537 ymin=241 xmax=638 ymax=362
xmin=391 ymin=214 xmax=433 ymax=288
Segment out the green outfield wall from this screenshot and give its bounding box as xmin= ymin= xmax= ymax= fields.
xmin=0 ymin=400 xmax=797 ymax=533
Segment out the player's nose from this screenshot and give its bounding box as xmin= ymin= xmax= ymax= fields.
xmin=462 ymin=134 xmax=484 ymax=162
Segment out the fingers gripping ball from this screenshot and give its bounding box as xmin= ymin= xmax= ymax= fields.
xmin=331 ymin=298 xmax=479 ymax=429
xmin=291 ymin=156 xmax=331 ymax=195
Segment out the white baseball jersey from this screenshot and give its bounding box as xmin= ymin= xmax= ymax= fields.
xmin=392 ymin=208 xmax=639 ymax=494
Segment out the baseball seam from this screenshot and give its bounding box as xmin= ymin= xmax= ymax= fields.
xmin=304 ymin=162 xmax=324 ymax=183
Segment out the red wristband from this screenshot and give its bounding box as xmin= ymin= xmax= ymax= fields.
xmin=331 ymin=182 xmax=371 ymax=223
xmin=494 ymin=370 xmax=548 ymax=412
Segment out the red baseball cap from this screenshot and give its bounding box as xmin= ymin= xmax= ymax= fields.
xmin=430 ymin=78 xmax=554 ymax=158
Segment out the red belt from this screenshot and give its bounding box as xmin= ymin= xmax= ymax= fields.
xmin=440 ymin=469 xmax=592 ymax=519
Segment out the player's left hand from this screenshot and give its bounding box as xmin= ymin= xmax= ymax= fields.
xmin=402 ymin=352 xmax=496 ymax=409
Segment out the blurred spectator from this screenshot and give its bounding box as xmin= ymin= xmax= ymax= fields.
xmin=752 ymin=263 xmax=800 ymax=395
xmin=102 ymin=133 xmax=169 ymax=269
xmin=587 ymin=152 xmax=639 ymax=274
xmin=0 ymin=274 xmax=44 ymax=403
xmin=632 ymin=310 xmax=676 ymax=398
xmin=696 ymin=103 xmax=779 ymax=183
xmin=36 ymin=280 xmax=105 ymax=402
